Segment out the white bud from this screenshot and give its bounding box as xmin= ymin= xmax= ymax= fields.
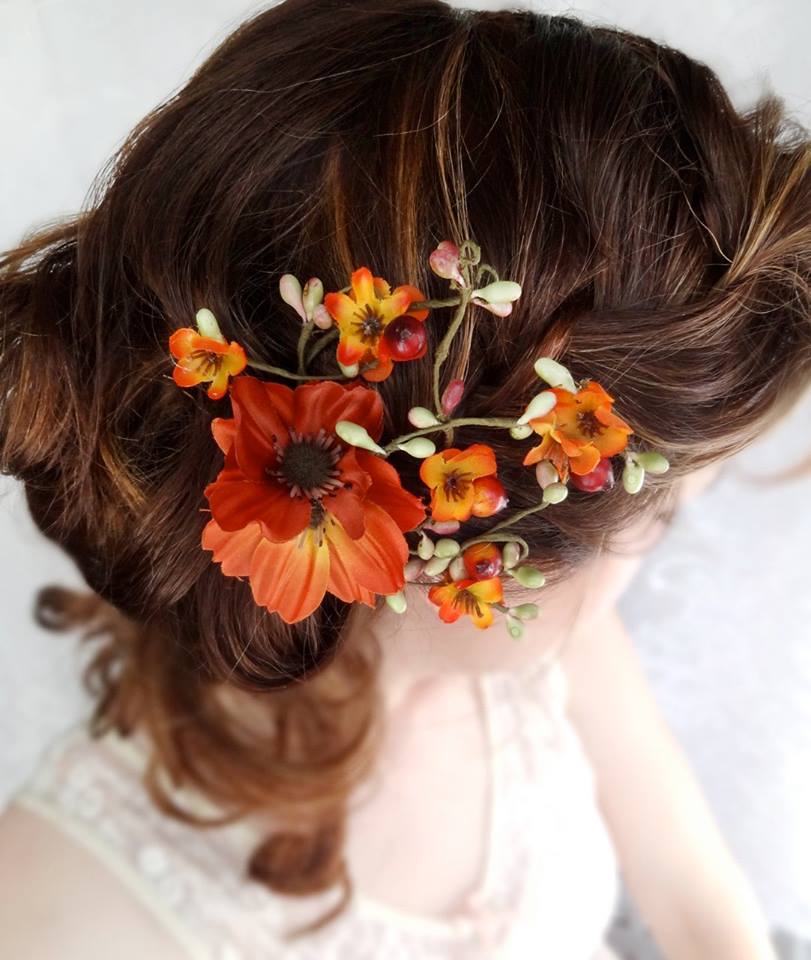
xmin=397 ymin=437 xmax=436 ymax=458
xmin=423 ymin=555 xmax=452 ymax=577
xmin=542 ymin=482 xmax=569 ymax=505
xmin=635 ymin=452 xmax=670 ymax=474
xmin=311 ymin=303 xmax=333 ymax=330
xmin=534 ymin=356 xmax=576 ymax=394
xmin=338 ymin=360 xmax=360 ymax=378
xmin=385 ymin=591 xmax=407 ymax=614
xmin=195 ymin=308 xmax=225 ymax=343
xmin=434 ymin=538 xmax=461 ymax=558
xmin=502 ymin=542 xmax=522 ymax=570
xmin=417 ymin=533 xmax=435 ymax=560
xmin=334 ymin=420 xmax=386 ymax=456
xmin=509 ymin=423 xmax=534 ymax=440
xmin=534 ymin=460 xmax=559 ymax=489
xmin=279 ymin=274 xmax=307 ymax=322
xmin=622 ymin=459 xmax=645 ymax=494
xmin=516 ymin=390 xmax=557 ymax=426
xmin=407 ymin=406 xmax=441 ymax=428
xmin=505 ymin=615 xmax=525 ymax=640
xmin=302 ymin=277 xmax=324 ymax=320
xmin=448 ymin=556 xmax=468 ymax=581
xmin=470 ymin=280 xmax=522 ymax=304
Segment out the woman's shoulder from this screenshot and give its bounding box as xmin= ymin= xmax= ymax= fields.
xmin=0 ymin=800 xmax=190 ymax=960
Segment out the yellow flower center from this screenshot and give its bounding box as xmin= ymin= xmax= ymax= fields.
xmin=189 ymin=347 xmax=223 ymax=377
xmin=453 ymin=587 xmax=486 ymax=619
xmin=352 ymin=303 xmax=385 ymax=344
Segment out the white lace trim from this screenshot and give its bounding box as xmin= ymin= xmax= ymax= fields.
xmin=11 ymin=659 xmax=618 ymax=960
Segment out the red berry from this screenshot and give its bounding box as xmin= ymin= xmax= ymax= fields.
xmin=570 ymin=457 xmax=615 ymax=493
xmin=471 ymin=476 xmax=508 ymax=517
xmin=381 ymin=315 xmax=427 ymax=361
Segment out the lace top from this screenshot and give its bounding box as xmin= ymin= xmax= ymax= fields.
xmin=11 ymin=660 xmax=619 ymax=960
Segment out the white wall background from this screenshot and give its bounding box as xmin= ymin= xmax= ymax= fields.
xmin=1 ymin=0 xmax=810 ymax=944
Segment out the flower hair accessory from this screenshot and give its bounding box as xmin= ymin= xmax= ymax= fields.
xmin=168 ymin=239 xmax=669 ymax=636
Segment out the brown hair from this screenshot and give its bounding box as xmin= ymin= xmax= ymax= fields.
xmin=2 ymin=0 xmax=809 ymax=939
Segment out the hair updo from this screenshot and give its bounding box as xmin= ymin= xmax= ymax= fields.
xmin=2 ymin=0 xmax=809 ymax=938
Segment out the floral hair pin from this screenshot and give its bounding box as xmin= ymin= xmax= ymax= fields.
xmin=167 ymin=239 xmax=669 ymax=636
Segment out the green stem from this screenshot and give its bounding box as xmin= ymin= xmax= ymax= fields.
xmin=459 ymin=533 xmax=530 ymax=560
xmin=246 ymin=357 xmax=353 ymax=381
xmin=432 ymin=288 xmax=474 ymax=417
xmin=460 ymin=502 xmax=550 ymax=551
xmin=306 ymin=327 xmax=339 ymax=366
xmin=296 ymin=321 xmax=314 ymax=374
xmin=383 ymin=416 xmax=517 ymax=454
xmin=409 ymin=296 xmax=462 ymax=311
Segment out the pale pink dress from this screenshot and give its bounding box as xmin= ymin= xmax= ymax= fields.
xmin=10 ymin=659 xmax=620 ymax=959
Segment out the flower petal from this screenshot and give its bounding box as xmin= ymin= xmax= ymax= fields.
xmin=205 ymin=476 xmax=310 ymax=541
xmin=360 ymin=355 xmax=394 ymax=382
xmin=324 ymin=501 xmax=408 ymax=595
xmin=211 ymin=417 xmax=237 ymax=455
xmin=419 ymin=449 xmax=461 ymax=489
xmin=446 ymin=443 xmax=497 ymax=479
xmin=569 ymin=444 xmax=601 ymax=476
xmin=467 ymin=577 xmax=504 ymax=605
xmin=350 ymin=266 xmax=376 ymax=305
xmin=230 ymin=376 xmax=292 ymax=480
xmin=202 ymin=518 xmax=263 ymax=577
xmin=357 ymin=449 xmax=426 ymax=532
xmin=292 ymin=380 xmax=383 ymax=439
xmin=249 ymin=528 xmax=330 ymax=623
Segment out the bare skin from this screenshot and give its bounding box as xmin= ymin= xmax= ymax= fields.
xmin=0 ymin=463 xmax=777 ymax=958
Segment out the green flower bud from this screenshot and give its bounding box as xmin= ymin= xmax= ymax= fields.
xmin=302 ymin=277 xmax=324 ymax=320
xmin=470 ymin=280 xmax=522 ymax=304
xmin=335 ymin=420 xmax=386 ymax=456
xmin=505 ymin=615 xmax=524 ymax=640
xmin=516 ymin=390 xmax=557 ymax=426
xmin=511 ymin=565 xmax=546 ymax=589
xmin=502 ymin=542 xmax=522 ymax=570
xmin=448 ymin=556 xmax=468 ymax=581
xmin=338 ymin=360 xmax=360 ymax=378
xmin=434 ymin=538 xmax=461 ymax=558
xmin=542 ymin=482 xmax=569 ymax=505
xmin=533 ymin=356 xmax=576 ymax=394
xmin=397 ymin=437 xmax=436 ymax=458
xmin=622 ymin=459 xmax=645 ymax=494
xmin=407 ymin=406 xmax=441 ymax=428
xmin=423 ymin=555 xmax=452 ymax=577
xmin=417 ymin=533 xmax=435 ymax=560
xmin=385 ymin=591 xmax=407 ymax=614
xmin=195 ymin=308 xmax=225 ymax=343
xmin=509 ymin=602 xmax=539 ymax=621
xmin=635 ymin=451 xmax=670 ymax=474
xmin=509 ymin=423 xmax=534 ymax=440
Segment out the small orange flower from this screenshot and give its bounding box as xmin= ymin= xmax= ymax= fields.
xmin=169 ymin=318 xmax=247 ymax=400
xmin=323 ymin=266 xmax=429 ymax=382
xmin=522 ymin=380 xmax=632 ymax=481
xmin=428 ymin=577 xmax=503 ymax=629
xmin=419 ymin=444 xmax=507 ymax=523
xmin=201 ymin=376 xmax=426 ymax=623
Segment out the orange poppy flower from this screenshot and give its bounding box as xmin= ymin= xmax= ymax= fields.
xmin=201 ymin=376 xmax=426 ymax=622
xmin=419 ymin=444 xmax=507 ymax=523
xmin=522 ymin=380 xmax=632 ymax=480
xmin=428 ymin=577 xmax=504 ymax=629
xmin=323 ymin=266 xmax=429 ymax=382
xmin=169 ymin=327 xmax=247 ymax=401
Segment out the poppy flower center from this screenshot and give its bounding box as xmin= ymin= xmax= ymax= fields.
xmin=442 ymin=470 xmax=472 ymax=502
xmin=352 ymin=304 xmax=385 ymax=343
xmin=576 ymin=409 xmax=603 ymax=438
xmin=270 ymin=428 xmax=344 ymax=500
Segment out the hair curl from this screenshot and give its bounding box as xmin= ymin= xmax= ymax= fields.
xmin=2 ymin=0 xmax=810 ymax=939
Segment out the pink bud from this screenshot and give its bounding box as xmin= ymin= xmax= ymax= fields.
xmin=279 ymin=274 xmax=307 ymax=322
xmin=471 ymin=297 xmax=513 ymax=317
xmin=423 ymin=519 xmax=461 ymax=535
xmin=311 ymin=303 xmax=333 ymax=330
xmin=441 ymin=379 xmax=465 ymax=416
xmin=429 ymin=240 xmax=466 ymax=286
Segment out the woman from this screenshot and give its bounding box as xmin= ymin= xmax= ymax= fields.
xmin=0 ymin=1 xmax=808 ymax=957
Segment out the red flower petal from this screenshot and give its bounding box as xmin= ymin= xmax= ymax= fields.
xmin=205 ymin=475 xmax=310 ymax=541
xmin=292 ymin=380 xmax=384 ymax=439
xmin=202 ymin=518 xmax=263 ymax=577
xmin=357 ymin=450 xmax=426 ymax=532
xmin=229 ymin=376 xmax=292 ymax=480
xmin=324 ymin=502 xmax=408 ymax=595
